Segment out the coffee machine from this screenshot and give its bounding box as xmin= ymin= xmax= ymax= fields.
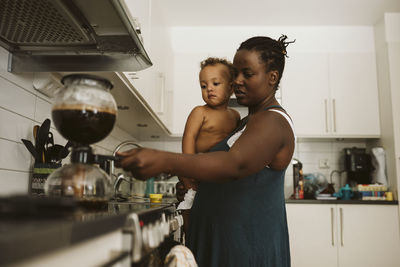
xmin=344 ymin=147 xmax=372 ymax=186
xmin=44 ymin=74 xmax=119 ymax=209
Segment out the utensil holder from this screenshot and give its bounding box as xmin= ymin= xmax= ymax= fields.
xmin=31 ymin=163 xmax=62 ymax=195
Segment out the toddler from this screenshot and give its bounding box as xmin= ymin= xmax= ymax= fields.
xmin=178 ymin=57 xmax=240 ymax=231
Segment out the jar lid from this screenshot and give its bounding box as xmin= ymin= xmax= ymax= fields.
xmin=61 ymin=74 xmax=113 ymax=90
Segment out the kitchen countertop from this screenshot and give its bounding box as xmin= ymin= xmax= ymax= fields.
xmin=0 ymin=196 xmax=178 ymax=265
xmin=286 ymin=199 xmax=398 ymax=205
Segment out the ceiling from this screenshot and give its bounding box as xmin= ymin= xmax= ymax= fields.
xmin=152 ymin=0 xmax=400 ymax=26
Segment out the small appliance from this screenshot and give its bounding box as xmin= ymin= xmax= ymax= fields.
xmin=344 ymin=147 xmax=372 ymax=186
xmin=44 ymin=74 xmax=120 ymax=209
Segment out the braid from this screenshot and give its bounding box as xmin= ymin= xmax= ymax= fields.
xmin=238 ymin=35 xmax=295 ymax=89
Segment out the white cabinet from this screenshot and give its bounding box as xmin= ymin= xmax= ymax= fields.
xmin=286 ymin=204 xmax=338 ymax=267
xmin=281 ymin=53 xmax=330 ymax=137
xmin=120 ymin=0 xmax=174 ymax=134
xmin=329 ymin=53 xmax=380 ymax=137
xmin=281 ymin=52 xmax=380 ymax=138
xmin=286 ymin=204 xmax=400 ymax=267
xmin=122 ymin=0 xmax=151 ymax=43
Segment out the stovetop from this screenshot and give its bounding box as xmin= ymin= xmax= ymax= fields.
xmin=0 ymin=195 xmax=178 ymax=265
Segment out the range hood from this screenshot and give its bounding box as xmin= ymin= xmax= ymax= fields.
xmin=0 ymin=0 xmax=152 ymax=72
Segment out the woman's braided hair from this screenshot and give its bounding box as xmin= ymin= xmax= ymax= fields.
xmin=237 ymin=35 xmax=295 ymax=89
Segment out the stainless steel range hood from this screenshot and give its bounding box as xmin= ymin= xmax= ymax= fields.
xmin=0 ymin=0 xmax=152 ymax=72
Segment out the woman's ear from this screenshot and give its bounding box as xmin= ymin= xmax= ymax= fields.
xmin=268 ymin=70 xmax=279 ymax=87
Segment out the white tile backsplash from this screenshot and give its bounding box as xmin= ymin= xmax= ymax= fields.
xmin=0 ymin=139 xmax=32 ymax=172
xmin=34 ymin=97 xmax=53 ymax=123
xmin=0 ymin=169 xmax=29 ymax=196
xmin=0 ymin=108 xmax=34 ymax=142
xmin=0 ymin=76 xmax=36 ymax=118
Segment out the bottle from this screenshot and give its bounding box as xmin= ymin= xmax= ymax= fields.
xmin=145 ymin=177 xmax=155 ymax=197
xmin=299 ymin=180 xmax=304 ymax=200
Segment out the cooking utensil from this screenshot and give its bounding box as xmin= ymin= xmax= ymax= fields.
xmin=21 ymin=139 xmax=40 ymax=161
xmin=57 ymin=141 xmax=73 ymax=160
xmin=37 ymin=119 xmax=51 ymax=163
xmin=46 ymin=132 xmax=54 ymax=149
xmin=33 ymin=125 xmax=39 ymax=149
xmin=45 ymin=144 xmax=64 ymax=163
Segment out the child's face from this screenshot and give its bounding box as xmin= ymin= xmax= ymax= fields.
xmin=199 ymin=64 xmax=233 ymax=108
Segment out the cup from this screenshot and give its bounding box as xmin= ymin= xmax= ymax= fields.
xmin=386 ymin=192 xmax=393 ymax=201
xmin=342 ymin=190 xmax=353 ymax=200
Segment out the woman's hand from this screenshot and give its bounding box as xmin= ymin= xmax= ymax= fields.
xmin=116 ymin=148 xmax=168 ymax=180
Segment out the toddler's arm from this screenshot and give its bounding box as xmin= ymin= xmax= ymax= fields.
xmin=180 ymin=106 xmax=204 ymax=190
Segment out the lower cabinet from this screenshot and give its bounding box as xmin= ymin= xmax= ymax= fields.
xmin=286 ymin=204 xmax=400 ymax=267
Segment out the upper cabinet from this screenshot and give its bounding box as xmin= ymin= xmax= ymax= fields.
xmin=119 ymin=0 xmax=175 ymax=136
xmin=281 ymin=52 xmax=380 ymax=138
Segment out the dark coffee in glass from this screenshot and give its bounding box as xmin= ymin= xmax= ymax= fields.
xmin=52 ymin=104 xmax=116 ymax=145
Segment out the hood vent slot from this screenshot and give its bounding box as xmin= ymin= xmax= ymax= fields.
xmin=0 ymin=0 xmax=152 ymax=72
xmin=0 ymin=0 xmax=92 ymax=46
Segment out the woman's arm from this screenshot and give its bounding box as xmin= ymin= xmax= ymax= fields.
xmin=118 ymin=111 xmax=293 ymax=182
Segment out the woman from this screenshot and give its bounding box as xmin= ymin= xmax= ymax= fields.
xmin=118 ymin=35 xmax=295 ymax=267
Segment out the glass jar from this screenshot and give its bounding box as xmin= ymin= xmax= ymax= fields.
xmin=44 ymin=163 xmax=113 ymax=209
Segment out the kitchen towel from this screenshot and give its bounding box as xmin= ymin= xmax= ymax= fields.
xmin=164 ymin=245 xmax=197 ymax=267
xmin=371 ymin=147 xmax=388 ymax=186
xmin=177 ymin=189 xmax=196 ymax=210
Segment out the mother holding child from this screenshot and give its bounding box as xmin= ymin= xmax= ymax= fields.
xmin=117 ymin=35 xmax=295 ymax=267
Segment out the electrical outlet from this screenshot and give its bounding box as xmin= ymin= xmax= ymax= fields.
xmin=319 ymin=158 xmax=330 ymax=169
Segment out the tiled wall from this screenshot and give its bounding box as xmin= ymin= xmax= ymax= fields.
xmin=0 ymin=48 xmax=137 ymax=196
xmin=142 ymin=139 xmax=368 ymax=198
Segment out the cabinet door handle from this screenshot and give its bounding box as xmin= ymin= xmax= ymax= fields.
xmin=324 ymin=99 xmax=329 ymax=132
xmin=340 ymin=207 xmax=344 ymax=246
xmin=332 ymin=99 xmax=337 ymax=132
xmin=157 ymin=72 xmax=165 ymax=115
xmin=331 ymin=207 xmax=335 ymax=246
xmin=127 ymin=72 xmax=139 ymax=79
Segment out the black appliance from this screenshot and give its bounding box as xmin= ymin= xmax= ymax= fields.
xmin=344 ymin=147 xmax=372 ymax=185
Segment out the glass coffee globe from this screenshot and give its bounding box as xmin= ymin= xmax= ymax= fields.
xmin=52 ymin=74 xmax=117 ymax=145
xmin=44 ymin=74 xmax=118 ymax=208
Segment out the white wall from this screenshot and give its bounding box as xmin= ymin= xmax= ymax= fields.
xmin=0 ymin=47 xmax=137 ymax=196
xmin=167 ymin=26 xmax=376 ymax=134
xmin=374 ymin=13 xmax=400 ymax=201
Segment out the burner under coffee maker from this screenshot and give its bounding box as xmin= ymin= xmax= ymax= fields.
xmin=44 ymin=74 xmax=119 ymax=209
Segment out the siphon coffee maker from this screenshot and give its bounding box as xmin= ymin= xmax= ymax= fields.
xmin=44 ymin=74 xmax=119 ymax=208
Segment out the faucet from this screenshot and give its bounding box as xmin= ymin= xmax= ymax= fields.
xmin=110 ymin=140 xmax=176 ymax=199
xmin=109 ymin=141 xmax=142 ymax=199
xmin=110 ymin=140 xmax=142 ymax=178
